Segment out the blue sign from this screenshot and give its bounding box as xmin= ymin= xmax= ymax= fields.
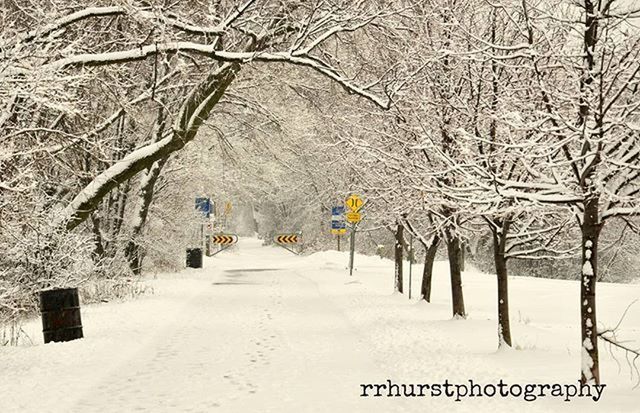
xmin=332 ymin=206 xmax=345 ymax=218
xmin=195 ymin=197 xmax=211 ymax=218
xmin=331 ymin=206 xmax=345 ymax=230
xmin=331 ymin=220 xmax=346 ymax=230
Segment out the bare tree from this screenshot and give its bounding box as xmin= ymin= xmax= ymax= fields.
xmin=454 ymin=0 xmax=640 ymax=383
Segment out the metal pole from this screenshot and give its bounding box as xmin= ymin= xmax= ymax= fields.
xmin=337 ymin=234 xmax=341 ymax=252
xmin=408 ymin=232 xmax=413 ymax=300
xmin=200 ymin=222 xmax=205 ymax=251
xmin=349 ymin=226 xmax=356 ymax=276
xmin=299 ymin=231 xmax=303 ymax=254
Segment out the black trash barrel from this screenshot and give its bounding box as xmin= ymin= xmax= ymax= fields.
xmin=186 ymin=248 xmax=203 ymax=268
xmin=39 ymin=287 xmax=83 ymax=344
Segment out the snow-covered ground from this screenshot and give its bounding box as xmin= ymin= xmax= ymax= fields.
xmin=1 ymin=237 xmax=638 ymax=412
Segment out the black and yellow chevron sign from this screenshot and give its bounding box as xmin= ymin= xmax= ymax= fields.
xmin=275 ymin=234 xmax=299 ymax=244
xmin=212 ymin=234 xmax=238 ymax=245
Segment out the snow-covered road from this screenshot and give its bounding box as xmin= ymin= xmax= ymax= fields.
xmin=71 ymin=244 xmax=385 ymax=412
xmin=0 ymin=239 xmax=407 ymax=412
xmin=1 ymin=237 xmax=639 ymax=412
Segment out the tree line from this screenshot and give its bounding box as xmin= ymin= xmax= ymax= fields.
xmin=1 ymin=0 xmax=640 ymax=385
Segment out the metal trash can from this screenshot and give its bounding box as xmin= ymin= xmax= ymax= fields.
xmin=186 ymin=248 xmax=203 ymax=268
xmin=39 ymin=287 xmax=83 ymax=344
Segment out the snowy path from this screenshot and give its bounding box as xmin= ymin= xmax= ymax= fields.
xmin=70 ymin=265 xmax=379 ymax=412
xmin=0 ymin=239 xmax=409 ymax=412
xmin=1 ymin=237 xmax=639 ymax=412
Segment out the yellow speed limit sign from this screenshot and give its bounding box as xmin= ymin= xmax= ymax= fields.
xmin=345 ymin=194 xmax=364 ymax=212
xmin=345 ymin=211 xmax=362 ymax=223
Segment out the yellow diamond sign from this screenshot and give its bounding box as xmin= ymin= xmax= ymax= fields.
xmin=345 ymin=194 xmax=364 ymax=212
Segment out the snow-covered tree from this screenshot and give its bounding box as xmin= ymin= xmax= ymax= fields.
xmin=456 ymin=0 xmax=640 ymax=383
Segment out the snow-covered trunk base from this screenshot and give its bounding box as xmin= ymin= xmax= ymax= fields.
xmin=445 ymin=233 xmax=465 ymax=318
xmin=420 ymin=235 xmax=439 ymax=302
xmin=581 ymin=196 xmax=601 ymax=384
xmin=394 ymin=223 xmax=404 ymax=294
xmin=492 ymin=225 xmax=512 ymax=348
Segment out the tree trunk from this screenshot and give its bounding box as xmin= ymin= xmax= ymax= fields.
xmin=492 ymin=220 xmax=512 ymax=348
xmin=445 ymin=232 xmax=465 ymax=318
xmin=421 ymin=235 xmax=439 ymax=302
xmin=90 ymin=213 xmax=105 ymax=261
xmin=394 ymin=222 xmax=404 ymax=294
xmin=111 ymin=181 xmax=130 ymax=240
xmin=581 ymin=195 xmax=601 ymax=384
xmin=125 ymin=105 xmax=169 ymax=274
xmin=124 ymin=158 xmax=167 ymax=274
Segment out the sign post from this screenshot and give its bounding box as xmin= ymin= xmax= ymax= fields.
xmin=345 ymin=194 xmax=365 ymax=276
xmin=331 ymin=206 xmax=346 ymax=251
xmin=274 ymin=233 xmax=302 ymax=255
xmin=408 ymin=232 xmax=413 ymax=300
xmin=195 ymin=197 xmax=212 ymax=219
xmin=209 ymin=233 xmax=238 ymax=256
xmin=349 ymin=225 xmax=356 ymax=276
xmin=345 ymin=194 xmax=364 ymax=212
xmin=195 ymin=197 xmax=212 ymax=253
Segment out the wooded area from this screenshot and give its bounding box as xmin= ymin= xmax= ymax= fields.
xmin=2 ymin=0 xmax=640 ymax=385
